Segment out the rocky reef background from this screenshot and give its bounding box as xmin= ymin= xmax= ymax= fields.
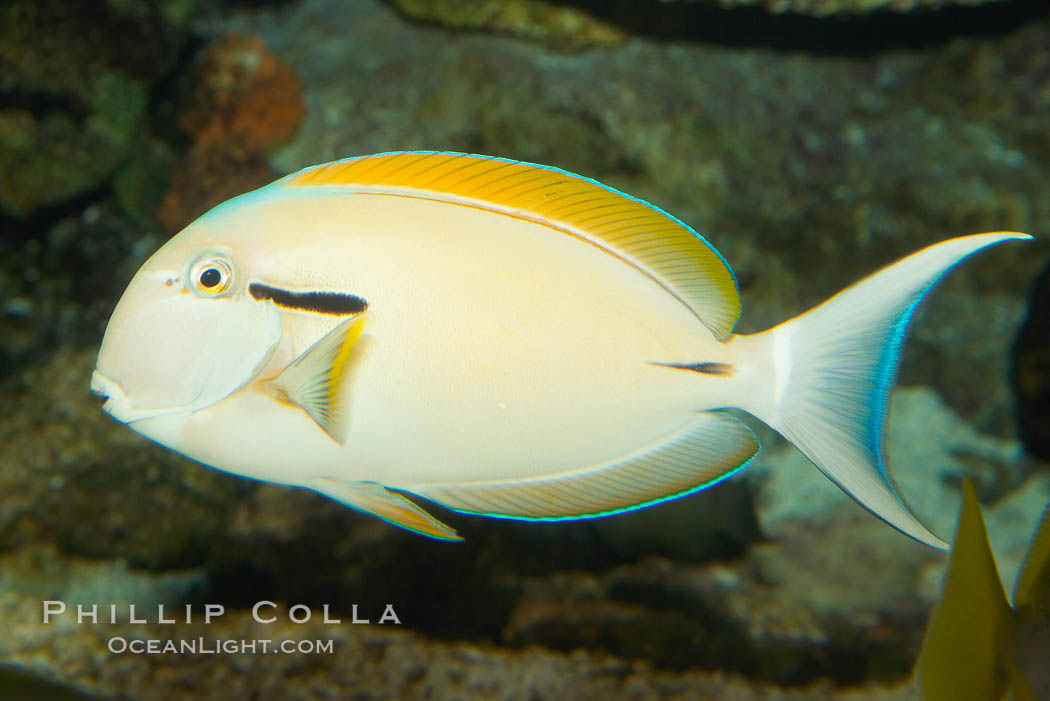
xmin=1 ymin=0 xmax=1048 ymax=698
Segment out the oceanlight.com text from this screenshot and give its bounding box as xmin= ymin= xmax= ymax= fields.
xmin=107 ymin=637 xmax=336 ymax=655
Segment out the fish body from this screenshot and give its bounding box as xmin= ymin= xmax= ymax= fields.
xmin=162 ymin=192 xmax=720 ymax=484
xmin=91 ymin=151 xmax=1030 ymax=545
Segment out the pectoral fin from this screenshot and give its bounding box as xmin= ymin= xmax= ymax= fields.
xmin=272 ymin=314 xmax=367 ymax=445
xmin=309 ymin=478 xmax=463 ymax=541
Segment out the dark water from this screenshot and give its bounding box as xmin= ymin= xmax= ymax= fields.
xmin=1 ymin=0 xmax=1048 ymax=698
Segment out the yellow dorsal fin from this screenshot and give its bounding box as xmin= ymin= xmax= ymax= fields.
xmin=281 ymin=151 xmax=740 ymax=339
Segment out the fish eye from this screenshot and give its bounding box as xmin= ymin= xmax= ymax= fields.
xmin=200 ymin=268 xmax=222 ymax=288
xmin=189 ymin=256 xmax=233 ymax=296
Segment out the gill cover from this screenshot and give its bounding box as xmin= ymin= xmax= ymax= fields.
xmin=96 ymin=259 xmax=282 ymax=420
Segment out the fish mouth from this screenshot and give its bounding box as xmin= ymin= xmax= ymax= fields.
xmin=90 ymin=369 xmax=186 ymax=424
xmin=90 ymin=369 xmax=119 ymax=414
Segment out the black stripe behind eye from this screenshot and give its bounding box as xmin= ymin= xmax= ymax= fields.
xmin=249 ymin=283 xmax=368 ymax=315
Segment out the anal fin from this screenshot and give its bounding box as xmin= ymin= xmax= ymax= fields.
xmin=410 ymin=411 xmax=759 ymax=521
xmin=309 ymin=478 xmax=463 ymax=541
xmin=272 ymin=314 xmax=367 ymax=445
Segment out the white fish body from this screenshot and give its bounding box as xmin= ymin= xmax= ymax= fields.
xmin=91 ymin=152 xmax=1031 ymax=545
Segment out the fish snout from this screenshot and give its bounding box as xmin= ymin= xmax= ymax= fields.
xmin=90 ymin=369 xmax=174 ymax=424
xmin=90 ymin=369 xmax=128 ymax=421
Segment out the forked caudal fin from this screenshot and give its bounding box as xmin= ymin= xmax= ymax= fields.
xmin=736 ymin=232 xmax=1031 ymax=550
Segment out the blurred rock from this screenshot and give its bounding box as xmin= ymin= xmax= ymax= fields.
xmin=0 ymin=0 xmax=184 ymax=217
xmin=156 ymin=138 xmax=275 ymax=231
xmin=203 ymin=472 xmax=760 ymax=639
xmin=158 ymin=33 xmax=306 ymax=230
xmin=111 ymin=139 xmax=178 ymax=228
xmin=175 ymin=33 xmax=305 ymax=150
xmin=0 ymin=582 xmax=917 ymax=700
xmin=0 ymin=545 xmax=203 ymax=612
xmin=0 ymin=203 xmax=160 ymax=376
xmin=0 ymin=0 xmax=183 ymax=102
xmin=503 ymin=523 xmax=937 ymax=684
xmin=0 ymin=348 xmax=247 ymax=570
xmin=0 ymin=77 xmax=147 ymax=218
xmin=0 ymin=662 xmax=109 ymax=701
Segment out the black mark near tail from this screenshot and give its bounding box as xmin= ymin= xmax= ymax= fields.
xmin=651 ymin=361 xmax=734 ymax=376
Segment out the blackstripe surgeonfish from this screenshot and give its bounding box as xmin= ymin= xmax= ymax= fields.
xmin=90 ymin=151 xmax=1030 ymax=546
xmin=916 ymin=479 xmax=1050 ymax=700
